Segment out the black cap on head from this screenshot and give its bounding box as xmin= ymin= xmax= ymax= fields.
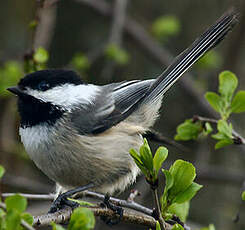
xmin=18 ymin=69 xmax=84 ymax=91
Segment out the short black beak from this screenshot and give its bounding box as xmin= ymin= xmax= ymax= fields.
xmin=7 ymin=86 xmax=25 ymax=96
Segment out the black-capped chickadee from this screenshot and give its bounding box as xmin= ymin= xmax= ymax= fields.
xmin=7 ymin=12 xmax=237 ymax=197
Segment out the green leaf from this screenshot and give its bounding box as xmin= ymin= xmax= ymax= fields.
xmin=129 ymin=149 xmax=143 ymax=165
xmin=169 ymin=160 xmax=196 ymax=197
xmin=21 ymin=213 xmax=33 ymax=225
xmin=231 ymin=91 xmax=245 ymax=113
xmin=171 ymin=223 xmax=184 ymax=230
xmin=0 ymin=166 xmax=5 ymax=179
xmin=167 ymin=202 xmax=189 ymax=222
xmin=152 ymin=15 xmax=180 ymax=41
xmin=201 ymin=224 xmax=216 ymax=230
xmin=71 ymin=53 xmax=90 ymax=71
xmin=139 ymin=139 xmax=153 ymax=172
xmin=217 ymin=120 xmax=233 ymax=139
xmin=212 ymin=120 xmax=234 ymax=149
xmin=153 ymin=147 xmax=168 ymax=179
xmin=51 ymin=222 xmax=66 ymax=230
xmin=129 ymin=149 xmax=148 ymax=176
xmin=162 ymin=169 xmax=174 ymax=195
xmin=203 ymin=122 xmax=213 ymax=135
xmin=172 ymin=182 xmax=202 ymax=204
xmin=205 ymin=92 xmax=224 ymax=114
xmin=5 ymin=194 xmax=27 ymax=213
xmin=34 ymin=47 xmax=49 ymax=64
xmin=218 ymin=71 xmax=238 ymax=103
xmin=156 ymin=221 xmax=161 ymax=230
xmin=214 ymin=139 xmax=233 ymax=149
xmin=105 ymin=44 xmax=129 ymax=65
xmin=175 ymin=119 xmax=202 ymax=141
xmin=211 ymin=132 xmax=226 ymax=140
xmin=242 ymin=191 xmax=245 ymax=201
xmin=6 ymin=209 xmax=21 ymax=230
xmin=68 ymin=207 xmax=95 ymax=230
xmin=161 ymin=169 xmax=174 ymax=210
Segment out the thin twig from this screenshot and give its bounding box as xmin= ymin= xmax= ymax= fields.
xmin=84 ymin=190 xmax=153 ymax=216
xmin=2 ymin=191 xmax=153 ymax=216
xmin=0 ymin=202 xmax=36 ymax=230
xmin=152 ymin=189 xmax=166 ymax=229
xmin=193 ymin=115 xmax=245 ymax=144
xmin=2 ymin=193 xmax=55 ymax=201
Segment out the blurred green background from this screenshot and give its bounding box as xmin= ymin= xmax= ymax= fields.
xmin=0 ymin=0 xmax=245 ymax=229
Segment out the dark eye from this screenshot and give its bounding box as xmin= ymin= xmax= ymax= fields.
xmin=37 ymin=81 xmax=50 ymax=91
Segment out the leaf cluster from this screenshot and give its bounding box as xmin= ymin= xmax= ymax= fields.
xmin=0 ymin=165 xmax=96 ymax=230
xmin=129 ymin=140 xmax=202 ymax=224
xmin=175 ymin=71 xmax=245 ymax=149
xmin=0 ymin=167 xmax=33 ymax=230
xmin=161 ymin=160 xmax=202 ymax=221
xmin=130 ymin=139 xmax=168 ymax=188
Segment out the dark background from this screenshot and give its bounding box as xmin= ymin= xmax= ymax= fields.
xmin=0 ymin=0 xmax=245 ymax=229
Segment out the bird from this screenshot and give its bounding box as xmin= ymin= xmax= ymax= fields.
xmin=7 ymin=11 xmax=237 ymax=211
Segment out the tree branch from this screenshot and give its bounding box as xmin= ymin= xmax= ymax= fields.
xmin=33 ymin=205 xmax=161 ymax=228
xmin=101 ymin=0 xmax=128 ymax=80
xmin=1 ymin=191 xmax=153 ymax=216
xmin=193 ymin=115 xmax=245 ymax=144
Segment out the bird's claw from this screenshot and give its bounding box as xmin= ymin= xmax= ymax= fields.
xmin=100 ymin=194 xmax=124 ymax=225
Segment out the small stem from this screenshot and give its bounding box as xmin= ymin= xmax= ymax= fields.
xmin=193 ymin=115 xmax=245 ymax=144
xmin=152 ymin=189 xmax=166 ymax=230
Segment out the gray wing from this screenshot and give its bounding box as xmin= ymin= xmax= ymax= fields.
xmin=71 ymin=79 xmax=154 ymax=134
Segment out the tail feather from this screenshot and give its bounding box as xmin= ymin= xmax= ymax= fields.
xmin=91 ymin=10 xmax=238 ymax=134
xmin=143 ymin=10 xmax=238 ymax=103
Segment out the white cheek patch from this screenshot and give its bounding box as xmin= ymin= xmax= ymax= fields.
xmin=26 ymin=84 xmax=99 ymax=109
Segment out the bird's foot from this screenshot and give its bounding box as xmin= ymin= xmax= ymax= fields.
xmin=48 ymin=183 xmax=94 ymax=213
xmin=100 ymin=194 xmax=124 ymax=225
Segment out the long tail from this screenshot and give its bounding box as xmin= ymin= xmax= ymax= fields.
xmin=143 ymin=10 xmax=238 ymax=103
xmin=91 ymin=10 xmax=238 ymax=134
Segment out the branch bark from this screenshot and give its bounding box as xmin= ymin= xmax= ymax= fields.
xmin=33 ymin=205 xmax=161 ymax=228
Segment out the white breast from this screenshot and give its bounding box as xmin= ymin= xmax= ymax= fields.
xmin=19 ymin=125 xmax=53 ymax=153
